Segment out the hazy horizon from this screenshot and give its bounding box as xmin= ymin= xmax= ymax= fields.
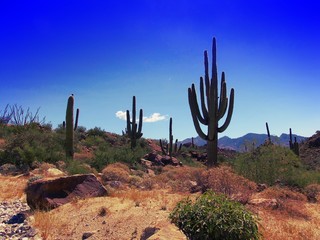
xmin=1 ymin=1 xmax=319 ymax=140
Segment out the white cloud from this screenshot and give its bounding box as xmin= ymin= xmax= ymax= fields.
xmin=115 ymin=111 xmax=167 ymax=123
xmin=143 ymin=113 xmax=167 ymax=123
xmin=115 ymin=111 xmax=126 ymax=120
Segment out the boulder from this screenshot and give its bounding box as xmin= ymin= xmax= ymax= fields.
xmin=25 ymin=174 xmax=107 ymax=210
xmin=0 ymin=163 xmax=18 ymax=175
xmin=248 ymin=198 xmax=279 ymax=209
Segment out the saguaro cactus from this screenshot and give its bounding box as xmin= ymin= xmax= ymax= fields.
xmin=266 ymin=122 xmax=271 ymax=143
xmin=65 ymin=94 xmax=79 ymax=158
xmin=125 ymin=96 xmax=143 ymax=149
xmin=160 ymin=117 xmax=182 ymax=158
xmin=188 ymin=38 xmax=234 ymax=167
xmin=289 ymin=128 xmax=300 ymax=156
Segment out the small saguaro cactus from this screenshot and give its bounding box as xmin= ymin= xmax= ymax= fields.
xmin=160 ymin=117 xmax=182 ymax=158
xmin=266 ymin=122 xmax=271 ymax=143
xmin=124 ymin=96 xmax=143 ymax=149
xmin=289 ymin=128 xmax=300 ymax=156
xmin=188 ymin=38 xmax=234 ymax=167
xmin=65 ymin=94 xmax=79 ymax=159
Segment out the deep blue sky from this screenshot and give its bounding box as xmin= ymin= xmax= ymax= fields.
xmin=1 ymin=1 xmax=320 ymax=140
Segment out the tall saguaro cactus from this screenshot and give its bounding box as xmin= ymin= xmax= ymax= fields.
xmin=188 ymin=38 xmax=234 ymax=167
xmin=125 ymin=96 xmax=143 ymax=149
xmin=160 ymin=117 xmax=182 ymax=158
xmin=65 ymin=94 xmax=79 ymax=158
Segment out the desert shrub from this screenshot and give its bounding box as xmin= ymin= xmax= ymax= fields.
xmin=1 ymin=125 xmax=64 ymax=168
xmin=101 ymin=163 xmax=131 ymax=183
xmin=65 ymin=160 xmax=93 ymax=175
xmin=91 ymin=141 xmax=150 ymax=172
xmin=234 ymin=144 xmax=306 ymax=187
xmin=87 ymin=127 xmax=106 ymax=137
xmin=254 ymin=186 xmax=309 ymax=219
xmin=257 ymin=186 xmax=306 ymax=202
xmin=82 ymin=135 xmax=107 ymax=149
xmin=304 ymin=184 xmax=320 ymax=202
xmin=200 ymin=166 xmax=257 ymax=203
xmin=170 ymin=190 xmax=260 ymax=240
xmin=154 ymin=165 xmax=204 ymax=192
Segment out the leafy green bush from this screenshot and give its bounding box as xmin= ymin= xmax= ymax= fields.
xmin=1 ymin=124 xmax=64 ymax=168
xmin=65 ymin=159 xmax=92 ymax=175
xmin=233 ymin=144 xmax=312 ymax=187
xmin=169 ymin=190 xmax=260 ymax=240
xmin=91 ymin=141 xmax=150 ymax=172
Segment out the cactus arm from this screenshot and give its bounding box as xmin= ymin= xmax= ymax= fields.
xmin=189 ymin=84 xmax=207 ymax=125
xmin=188 ymin=88 xmax=208 ymax=140
xmin=174 ymin=139 xmax=178 ymax=153
xmin=199 ymin=77 xmax=209 ymax=122
xmin=74 ymin=108 xmax=79 ymax=131
xmin=218 ymin=88 xmax=234 ymax=133
xmin=126 ymin=110 xmax=131 ymax=135
xmin=218 ymin=73 xmax=228 ymax=120
xmin=137 ymin=109 xmax=143 ymax=137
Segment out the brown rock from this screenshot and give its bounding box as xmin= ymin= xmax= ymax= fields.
xmin=25 ymin=174 xmax=108 ymax=210
xmin=248 ymin=198 xmax=279 ymax=209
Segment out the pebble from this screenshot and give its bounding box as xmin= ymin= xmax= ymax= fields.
xmin=0 ymin=200 xmax=40 ymax=240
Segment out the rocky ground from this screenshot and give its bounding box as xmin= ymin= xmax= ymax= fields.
xmin=0 ymin=200 xmax=40 ymax=240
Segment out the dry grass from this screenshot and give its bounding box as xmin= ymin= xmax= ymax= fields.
xmin=101 ymin=162 xmax=131 ymax=183
xmin=110 ymin=188 xmax=191 ymax=211
xmin=258 ymin=203 xmax=320 ymax=240
xmin=202 ymin=165 xmax=257 ymax=203
xmin=33 ymin=210 xmax=60 ymax=240
xmin=0 ymin=174 xmax=27 ymax=200
xmin=304 ymin=183 xmax=320 ymax=202
xmin=32 ymin=191 xmax=188 ymax=240
xmin=252 ymin=186 xmax=309 ymax=219
xmin=153 ymin=165 xmax=204 ymax=192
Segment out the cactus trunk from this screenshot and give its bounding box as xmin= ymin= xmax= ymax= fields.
xmin=160 ymin=117 xmax=181 ymax=158
xmin=125 ymin=96 xmax=143 ymax=149
xmin=65 ymin=95 xmax=74 ymax=158
xmin=188 ymin=38 xmax=234 ymax=167
xmin=65 ymin=94 xmax=79 ymax=159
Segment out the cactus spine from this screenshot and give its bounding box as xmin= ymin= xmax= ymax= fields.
xmin=160 ymin=117 xmax=182 ymax=158
xmin=125 ymin=96 xmax=143 ymax=149
xmin=188 ymin=38 xmax=234 ymax=167
xmin=65 ymin=94 xmax=79 ymax=158
xmin=289 ymin=128 xmax=300 ymax=156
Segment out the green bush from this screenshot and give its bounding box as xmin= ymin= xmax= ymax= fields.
xmin=91 ymin=141 xmax=150 ymax=172
xmin=65 ymin=159 xmax=92 ymax=175
xmin=169 ymin=190 xmax=260 ymax=240
xmin=233 ymin=144 xmax=312 ymax=187
xmin=1 ymin=124 xmax=64 ymax=168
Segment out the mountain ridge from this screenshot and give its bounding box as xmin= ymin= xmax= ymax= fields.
xmin=181 ymin=133 xmax=307 ymax=152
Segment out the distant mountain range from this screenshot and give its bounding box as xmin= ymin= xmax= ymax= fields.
xmin=181 ymin=133 xmax=307 ymax=152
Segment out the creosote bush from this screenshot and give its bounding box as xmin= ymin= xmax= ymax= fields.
xmin=170 ymin=190 xmax=260 ymax=240
xmin=233 ymin=144 xmax=312 ymax=187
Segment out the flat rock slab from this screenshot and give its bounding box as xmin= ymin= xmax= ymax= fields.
xmin=26 ymin=174 xmax=108 ymax=210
